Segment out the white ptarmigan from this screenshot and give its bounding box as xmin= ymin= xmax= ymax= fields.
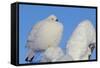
xmin=25 ymin=15 xmax=63 ymax=62
xmin=66 ymin=20 xmax=96 ymax=61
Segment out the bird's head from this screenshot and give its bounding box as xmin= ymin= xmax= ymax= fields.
xmin=47 ymin=14 xmax=58 ymax=22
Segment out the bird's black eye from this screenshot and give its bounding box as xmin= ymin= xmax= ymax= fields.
xmin=56 ymin=19 xmax=58 ymax=21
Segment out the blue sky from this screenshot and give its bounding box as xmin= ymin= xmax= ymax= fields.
xmin=19 ymin=4 xmax=96 ymax=64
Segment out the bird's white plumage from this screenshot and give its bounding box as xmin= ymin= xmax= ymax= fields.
xmin=40 ymin=47 xmax=65 ymax=62
xmin=25 ymin=15 xmax=63 ymax=62
xmin=66 ymin=20 xmax=96 ymax=60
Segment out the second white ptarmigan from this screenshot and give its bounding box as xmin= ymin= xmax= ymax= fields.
xmin=25 ymin=15 xmax=63 ymax=62
xmin=66 ymin=20 xmax=96 ymax=61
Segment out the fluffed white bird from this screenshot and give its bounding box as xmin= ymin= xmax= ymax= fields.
xmin=25 ymin=15 xmax=63 ymax=62
xmin=66 ymin=20 xmax=96 ymax=61
xmin=40 ymin=46 xmax=67 ymax=62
